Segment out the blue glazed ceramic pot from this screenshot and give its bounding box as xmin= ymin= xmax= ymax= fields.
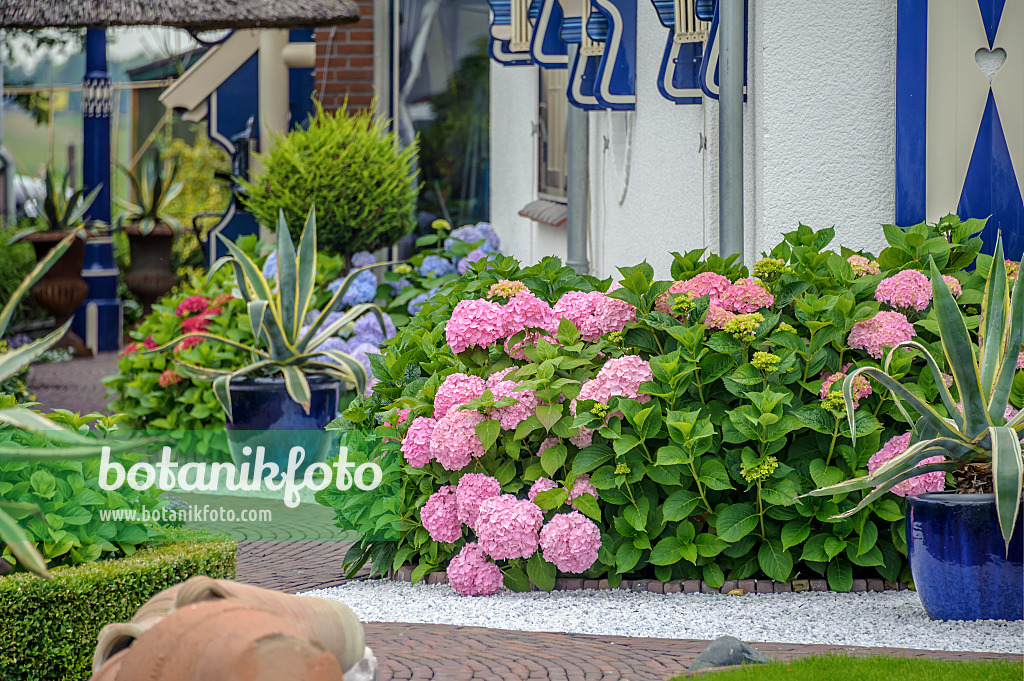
xmin=225 ymin=375 xmax=341 ymax=479
xmin=907 ymin=492 xmax=1023 ymax=621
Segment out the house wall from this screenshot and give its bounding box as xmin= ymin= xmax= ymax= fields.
xmin=315 ymin=0 xmax=377 ymax=113
xmin=489 ymin=0 xmax=898 ymax=278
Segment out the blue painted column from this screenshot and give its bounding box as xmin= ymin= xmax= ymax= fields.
xmin=288 ymin=29 xmax=316 ymax=127
xmin=73 ymin=28 xmax=122 ymax=353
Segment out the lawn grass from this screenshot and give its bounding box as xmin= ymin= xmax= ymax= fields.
xmin=673 ymin=654 xmax=1022 ymax=680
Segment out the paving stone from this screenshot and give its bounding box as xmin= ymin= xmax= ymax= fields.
xmin=866 ymin=579 xmax=885 ymax=593
xmin=851 ymin=579 xmax=868 ymax=592
xmin=648 ymin=581 xmax=665 ymax=594
xmin=554 ymin=578 xmax=570 ymax=590
xmin=584 ymin=580 xmax=600 ymax=590
xmin=738 ymin=579 xmax=756 ymax=594
xmin=396 ymin=566 xmax=413 ymax=582
xmin=701 ymin=581 xmax=719 ymax=594
xmin=684 ymin=580 xmax=702 ymax=593
xmin=664 ymin=580 xmax=683 ymax=594
xmin=427 ymin=571 xmax=448 ymax=585
xmin=564 ymin=578 xmax=584 ymax=590
xmin=618 ymin=579 xmax=633 ymax=590
xmin=598 ymin=579 xmax=612 ymax=590
xmin=773 ymin=581 xmax=792 ymax=593
xmin=883 ymin=580 xmax=899 ymax=591
xmin=721 ymin=580 xmax=738 ymax=593
xmin=755 ymin=580 xmax=774 ymax=594
xmin=810 ymin=579 xmax=829 ymax=592
xmin=791 ymin=579 xmax=810 ymax=592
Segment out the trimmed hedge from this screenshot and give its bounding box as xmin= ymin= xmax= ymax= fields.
xmin=0 ymin=531 xmax=236 ymax=681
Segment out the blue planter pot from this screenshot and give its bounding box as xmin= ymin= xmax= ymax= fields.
xmin=225 ymin=375 xmax=341 ymax=480
xmin=907 ymin=492 xmax=1023 ymax=621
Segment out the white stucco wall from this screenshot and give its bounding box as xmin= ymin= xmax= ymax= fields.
xmin=489 ymin=0 xmax=898 ymax=277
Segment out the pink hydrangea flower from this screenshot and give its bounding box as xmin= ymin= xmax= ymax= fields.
xmin=434 ymin=373 xmax=486 ymax=419
xmin=536 ymin=436 xmax=560 ymax=457
xmin=527 ymin=477 xmax=559 ymax=502
xmin=447 ymin=299 xmax=507 ymax=353
xmin=143 ymin=335 xmax=158 ymax=350
xmin=596 ymin=355 xmax=653 ymax=401
xmin=176 ymin=295 xmax=209 ymax=317
xmin=655 ymin=280 xmax=690 ymax=315
xmin=158 ymin=369 xmax=183 ymax=387
xmin=568 ymin=474 xmax=599 ymax=507
xmin=421 ymin=485 xmax=462 ymax=543
xmin=1007 ymin=260 xmax=1020 ymax=280
xmin=429 ymin=409 xmax=486 ymax=471
xmin=721 ymin=278 xmax=774 ymax=314
xmin=488 ymin=279 xmax=528 ymax=300
xmin=539 ymin=511 xmax=602 ymax=574
xmin=447 ymin=543 xmax=503 ymax=596
xmin=953 ymin=401 xmax=1019 ymax=423
xmin=456 ymin=473 xmax=502 ymax=529
xmin=401 ymin=416 xmax=437 ymax=468
xmin=867 ymin=433 xmax=945 ymax=497
xmin=704 ymin=303 xmax=736 ymax=330
xmin=848 ymin=254 xmax=881 ymax=277
xmin=569 ymin=429 xmax=594 ymax=449
xmin=820 ymin=364 xmax=873 ymax=408
xmin=120 ymin=342 xmax=138 ymax=358
xmin=475 ymin=494 xmax=544 ymax=560
xmin=504 ymin=290 xmax=557 ymax=334
xmin=553 ymin=291 xmax=635 ymax=342
xmin=1018 ymin=351 xmax=1024 ymax=369
xmin=943 ymin=275 xmax=962 ymax=299
xmin=489 ymin=379 xmax=540 ymax=430
xmin=847 ymin=311 xmax=916 ymax=359
xmin=677 ymin=272 xmax=732 ymax=301
xmin=181 ymin=313 xmax=212 ymax=334
xmin=875 ymin=269 xmax=932 ymax=311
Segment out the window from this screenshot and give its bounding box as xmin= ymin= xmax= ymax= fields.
xmin=538 ymin=67 xmax=569 ymax=200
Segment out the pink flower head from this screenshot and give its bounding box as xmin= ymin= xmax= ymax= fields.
xmin=568 ymin=474 xmax=599 ymax=507
xmin=143 ymin=335 xmax=158 ymax=350
xmin=942 ymin=275 xmax=962 ymax=299
xmin=489 ymin=379 xmax=540 ymax=430
xmin=867 ymin=433 xmax=945 ymax=497
xmin=847 ymin=311 xmax=916 ymax=359
xmin=569 ymin=429 xmax=594 ymax=449
xmin=176 ymin=295 xmax=209 ymax=317
xmin=1007 ymin=260 xmax=1020 ymax=280
xmin=875 ymin=269 xmax=932 ymax=311
xmin=721 ymin=278 xmax=774 ymax=314
xmin=820 ymin=364 xmax=873 ymax=408
xmin=181 ymin=313 xmax=212 ymax=334
xmin=421 ymin=485 xmax=462 ymax=543
xmin=527 ymin=477 xmax=559 ymax=503
xmin=504 ymin=290 xmax=560 ymax=359
xmin=539 ymin=511 xmax=602 ymax=574
xmin=429 ymin=409 xmax=486 ymax=471
xmin=401 ymin=416 xmax=437 ymax=467
xmin=593 ymin=355 xmax=653 ymax=402
xmin=447 ymin=543 xmax=503 ymax=596
xmin=456 ymin=473 xmax=502 ymax=529
xmin=175 ymin=336 xmax=202 ymax=352
xmin=434 ymin=373 xmax=486 ymax=419
xmin=119 ymin=342 xmax=138 ymax=358
xmin=1018 ymin=351 xmax=1024 ymax=370
xmin=553 ymin=290 xmax=635 ymax=342
xmin=475 ymin=494 xmax=543 ymax=560
xmin=447 ymin=299 xmax=507 ymax=353
xmin=157 ymin=369 xmax=183 ymax=387
xmin=676 ymin=272 xmax=732 ymax=301
xmin=655 ymin=280 xmax=690 ymax=315
xmin=488 ymin=279 xmax=528 ymax=300
xmin=536 ymin=436 xmax=560 ymax=457
xmin=848 ymin=254 xmax=881 ymax=277
xmin=703 ymin=303 xmax=736 ymax=330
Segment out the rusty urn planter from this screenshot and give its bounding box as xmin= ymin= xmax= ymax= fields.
xmin=123 ymin=223 xmax=176 ymax=311
xmin=20 ymin=230 xmax=90 ymax=356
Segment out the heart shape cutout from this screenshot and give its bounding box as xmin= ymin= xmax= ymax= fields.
xmin=975 ymin=47 xmax=1007 ymax=82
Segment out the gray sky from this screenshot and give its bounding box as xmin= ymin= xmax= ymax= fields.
xmin=12 ymin=27 xmax=198 ymax=73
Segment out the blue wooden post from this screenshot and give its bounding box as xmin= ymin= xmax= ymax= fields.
xmin=73 ymin=28 xmax=122 ymax=353
xmin=289 ymin=29 xmax=316 ymax=127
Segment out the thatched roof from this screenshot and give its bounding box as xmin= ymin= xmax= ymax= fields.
xmin=0 ymin=0 xmax=360 ymax=30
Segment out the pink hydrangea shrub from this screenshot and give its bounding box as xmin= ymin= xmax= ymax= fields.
xmin=677 ymin=272 xmax=732 ymax=301
xmin=456 ymin=473 xmax=502 ymax=528
xmin=536 ymin=436 xmax=560 ymax=457
xmin=553 ymin=291 xmax=636 ymax=342
xmin=568 ymin=475 xmax=599 ymax=506
xmin=429 ymin=409 xmax=486 ymax=471
xmin=539 ymin=511 xmax=602 ymax=574
xmin=594 ymin=355 xmax=653 ymax=402
xmin=819 ymin=364 xmax=873 ymax=408
xmin=475 ymin=494 xmax=544 ymax=560
xmin=401 ymin=416 xmax=437 ymax=467
xmin=703 ymin=303 xmax=736 ymax=330
xmin=446 ymin=299 xmax=507 ymax=353
xmin=488 ymin=279 xmax=528 ymax=300
xmin=942 ymin=275 xmax=962 ymax=298
xmin=720 ymin=278 xmax=774 ymax=314
xmin=421 ymin=485 xmax=462 ymax=542
xmin=875 ymin=269 xmax=932 ymax=311
xmin=847 ymin=254 xmax=881 ymax=277
xmin=527 ymin=477 xmax=559 ymax=502
xmin=867 ymin=433 xmax=945 ymax=497
xmin=1018 ymin=351 xmax=1024 ymax=369
xmin=434 ymin=373 xmax=486 ymax=419
xmin=847 ymin=311 xmax=916 ymax=359
xmin=504 ymin=290 xmax=560 ymax=358
xmin=489 ymin=379 xmax=540 ymax=430
xmin=447 ymin=543 xmax=503 ymax=596
xmin=655 ymin=280 xmax=690 ymax=314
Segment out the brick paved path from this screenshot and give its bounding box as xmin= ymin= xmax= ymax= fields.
xmin=26 ymin=351 xmax=119 ymax=415
xmin=236 ymin=540 xmax=372 ymax=593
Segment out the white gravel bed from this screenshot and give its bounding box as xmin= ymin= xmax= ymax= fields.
xmin=302 ymin=580 xmax=1023 ymax=654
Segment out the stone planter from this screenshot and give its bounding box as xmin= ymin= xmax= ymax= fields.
xmin=20 ymin=230 xmax=90 ymax=356
xmin=907 ymin=492 xmax=1023 ymax=621
xmin=123 ymin=223 xmax=176 ymax=311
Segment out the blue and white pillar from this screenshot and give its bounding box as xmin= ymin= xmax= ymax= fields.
xmin=74 ymin=28 xmax=122 ymax=353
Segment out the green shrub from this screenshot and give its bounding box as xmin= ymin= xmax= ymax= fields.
xmin=240 ymin=101 xmax=418 ymax=260
xmin=0 ymin=529 xmax=236 ymax=681
xmin=0 ymin=222 xmax=44 ymax=329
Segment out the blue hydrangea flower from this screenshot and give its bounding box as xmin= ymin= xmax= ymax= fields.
xmin=352 ymin=312 xmax=396 ymax=345
xmin=329 ymin=270 xmax=378 ymax=307
xmin=351 ymin=251 xmax=376 ymax=268
xmin=408 ymin=287 xmax=440 ymax=317
xmin=388 ymin=277 xmax=410 ymax=293
xmin=417 ymin=255 xmax=456 ymax=278
xmin=445 ymin=225 xmax=483 ymax=251
xmin=316 ymin=336 xmax=350 ymax=356
xmin=349 ymin=341 xmax=381 ymax=395
xmin=475 ymin=222 xmax=501 ymax=252
xmin=262 ymin=250 xmax=278 ymax=282
xmin=457 ymin=249 xmax=488 ymax=275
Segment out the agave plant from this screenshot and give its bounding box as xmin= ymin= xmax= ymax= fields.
xmin=153 ymin=208 xmax=387 ymax=419
xmin=114 ymin=157 xmax=185 ymax=236
xmin=806 ymin=235 xmax=1024 ymax=548
xmin=11 ymin=169 xmax=101 ymax=243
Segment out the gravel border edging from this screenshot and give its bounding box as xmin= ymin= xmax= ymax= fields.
xmin=390 ymin=565 xmax=912 ymax=594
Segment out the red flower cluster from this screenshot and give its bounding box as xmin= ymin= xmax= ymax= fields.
xmin=174 ymin=295 xmax=232 ymax=352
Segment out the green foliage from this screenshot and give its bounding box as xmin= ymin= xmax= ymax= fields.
xmin=0 ymin=222 xmax=43 ymax=329
xmin=323 ymin=218 xmax=1002 ymax=591
xmin=667 ymin=654 xmax=1022 ymax=681
xmin=115 ymin=156 xmax=185 ymax=235
xmin=13 ymin=167 xmax=100 ymax=236
xmin=0 ymin=529 xmax=236 ymax=681
xmin=241 ymin=101 xmax=418 ymax=259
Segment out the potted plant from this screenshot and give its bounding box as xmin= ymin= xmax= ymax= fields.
xmin=9 ymin=168 xmax=100 ymax=355
xmin=152 ymin=209 xmax=387 ymax=477
xmin=806 ymin=235 xmax=1023 ymax=621
xmin=115 ymin=157 xmax=185 ymax=310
